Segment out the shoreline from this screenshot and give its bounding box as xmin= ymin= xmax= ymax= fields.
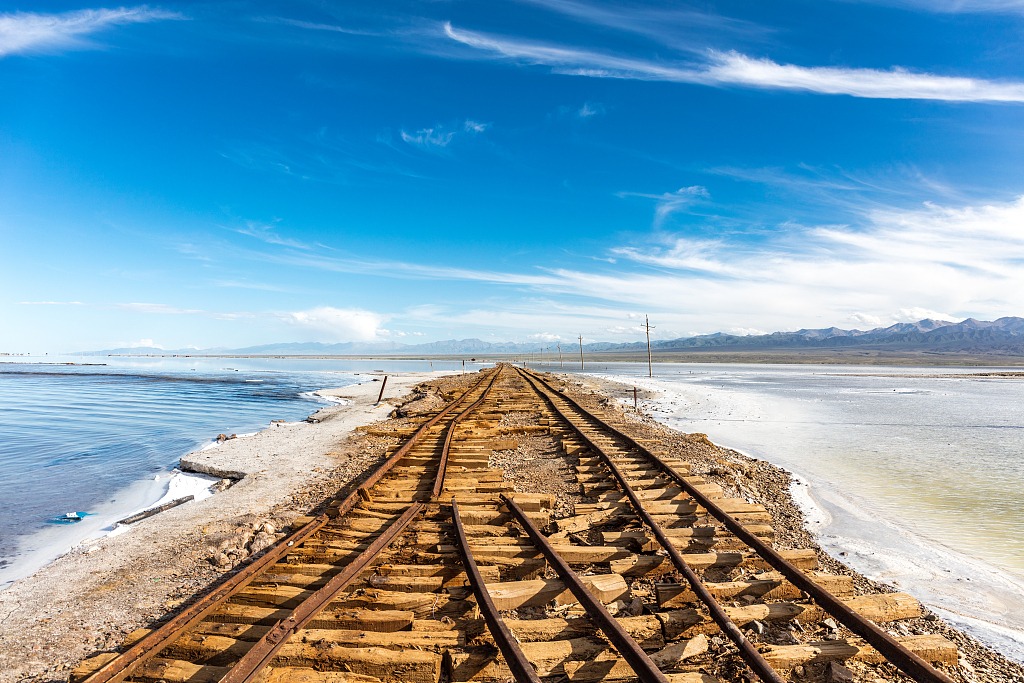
xmin=1 ymin=366 xmax=1021 ymax=682
xmin=0 ymin=381 xmax=366 ymax=589
xmin=0 ymin=370 xmax=444 ymax=682
xmin=580 ymin=371 xmax=1024 ymax=665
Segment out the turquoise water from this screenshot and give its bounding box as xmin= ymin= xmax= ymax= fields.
xmin=0 ymin=356 xmax=474 ymax=585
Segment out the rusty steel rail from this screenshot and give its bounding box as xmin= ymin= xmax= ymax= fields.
xmin=222 ymin=502 xmax=425 ymax=683
xmin=222 ymin=366 xmax=506 ymax=682
xmin=452 ymin=499 xmax=543 ymax=683
xmin=78 ymin=367 xmax=498 ymax=683
xmin=501 ymin=494 xmax=671 ymax=683
xmin=517 ymin=368 xmax=785 ymax=683
xmin=433 ymin=368 xmax=502 ymax=497
xmin=519 ymin=367 xmax=957 ymax=683
xmin=518 ymin=370 xmax=772 ymax=672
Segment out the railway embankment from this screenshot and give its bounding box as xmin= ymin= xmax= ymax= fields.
xmin=0 ymin=366 xmax=1020 ymax=683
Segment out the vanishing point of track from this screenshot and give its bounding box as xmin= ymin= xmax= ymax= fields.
xmin=72 ymin=364 xmax=960 ymax=683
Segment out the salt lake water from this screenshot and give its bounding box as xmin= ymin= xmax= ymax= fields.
xmin=570 ymin=362 xmax=1024 ymax=662
xmin=0 ymin=355 xmax=473 ymax=587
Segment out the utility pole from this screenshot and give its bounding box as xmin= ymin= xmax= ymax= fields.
xmin=644 ymin=314 xmax=655 ymax=378
xmin=578 ymin=334 xmax=585 ymax=371
xmin=556 ymin=342 xmax=563 ymax=369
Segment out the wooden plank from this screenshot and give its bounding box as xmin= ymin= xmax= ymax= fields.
xmin=209 ymin=604 xmax=415 ymax=631
xmin=655 ymin=571 xmax=857 ymax=610
xmin=460 ymin=543 xmax=636 ymax=564
xmin=666 ymin=593 xmax=923 ymax=636
xmin=261 ymin=669 xmax=382 ymax=683
xmin=762 ymin=634 xmax=956 ymax=669
xmin=609 ymin=548 xmax=818 ymax=576
xmin=501 ymin=614 xmax=665 ymax=649
xmin=486 ymin=573 xmax=630 ymax=610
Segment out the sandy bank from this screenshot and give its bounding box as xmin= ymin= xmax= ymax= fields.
xmin=0 ymin=371 xmax=446 ymax=683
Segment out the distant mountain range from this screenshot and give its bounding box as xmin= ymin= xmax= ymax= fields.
xmin=78 ymin=317 xmax=1024 ymax=357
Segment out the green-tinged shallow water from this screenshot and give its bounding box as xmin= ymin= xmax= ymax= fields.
xmin=573 ymin=361 xmax=1024 ymax=661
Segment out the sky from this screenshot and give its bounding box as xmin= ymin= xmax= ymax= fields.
xmin=2 ymin=1 xmax=1024 ymax=352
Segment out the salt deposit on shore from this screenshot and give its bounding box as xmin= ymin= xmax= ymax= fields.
xmin=0 ymin=370 xmax=443 ymax=682
xmin=3 ymin=366 xmax=1022 ymax=683
xmin=585 ymin=371 xmax=1024 ymax=664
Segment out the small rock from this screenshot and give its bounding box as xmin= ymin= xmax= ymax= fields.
xmin=822 ymin=617 xmax=839 ymax=630
xmin=606 ymin=599 xmax=629 ymax=615
xmin=824 ymin=661 xmax=854 ymax=683
xmin=749 ymin=619 xmax=765 ymax=635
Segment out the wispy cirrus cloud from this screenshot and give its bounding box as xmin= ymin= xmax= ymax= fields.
xmin=511 ymin=0 xmax=770 ymax=47
xmin=253 ymin=16 xmax=383 ymax=37
xmin=235 ymin=221 xmax=313 ymax=250
xmin=116 ymin=302 xmax=203 ymax=315
xmin=400 ymin=119 xmax=490 ymax=150
xmin=617 ymin=185 xmax=711 ymax=227
xmin=854 ymin=0 xmax=1024 ymax=13
xmin=442 ymin=22 xmax=1024 ymax=103
xmin=0 ymin=6 xmax=183 ymax=58
xmin=245 ymin=193 xmax=1024 ymax=334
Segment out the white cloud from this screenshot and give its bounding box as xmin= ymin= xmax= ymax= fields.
xmin=280 ymin=306 xmax=387 ymax=342
xmin=0 ymin=7 xmax=182 ymax=58
xmin=704 ymin=50 xmax=1024 ymax=102
xmin=617 ymin=186 xmax=710 ymax=227
xmin=248 ymin=195 xmax=1024 ymax=336
xmin=604 ymin=325 xmax=644 ymax=335
xmin=127 ymin=338 xmax=160 ymax=348
xmin=511 ymin=0 xmax=767 ymax=45
xmin=611 ymin=236 xmax=734 ymax=275
xmin=528 ymin=332 xmax=565 ymax=342
xmin=849 ymin=312 xmax=883 ymax=327
xmin=577 ymin=102 xmax=604 ymax=118
xmin=235 ymin=221 xmax=311 ymax=250
xmin=401 ymin=127 xmax=455 ymax=148
xmin=258 ymin=16 xmax=381 ymax=36
xmin=861 ymin=0 xmax=1024 ymax=13
xmin=893 ymin=307 xmax=956 ymax=322
xmin=443 ymin=22 xmax=1024 ymax=103
xmin=400 ymin=119 xmax=489 ymax=150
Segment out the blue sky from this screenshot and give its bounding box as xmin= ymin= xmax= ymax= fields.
xmin=2 ymin=1 xmax=1024 ymax=351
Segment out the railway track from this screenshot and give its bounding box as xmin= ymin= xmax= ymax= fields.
xmin=71 ymin=364 xmax=960 ymax=683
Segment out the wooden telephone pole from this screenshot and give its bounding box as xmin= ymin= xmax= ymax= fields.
xmin=644 ymin=315 xmax=654 ymax=378
xmin=578 ymin=334 xmax=585 ymax=370
xmin=556 ymin=342 xmax=563 ymax=368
